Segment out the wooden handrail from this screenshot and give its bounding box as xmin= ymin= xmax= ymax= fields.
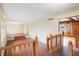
xmin=0 ymin=36 xmax=39 ymax=56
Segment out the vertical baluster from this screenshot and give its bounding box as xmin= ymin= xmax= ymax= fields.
xmin=47 ymin=36 xmax=49 ymax=51
xmin=27 ymin=42 xmax=30 ymax=55
xmin=6 ymin=49 xmax=9 ymax=56
xmin=75 ymin=35 xmax=79 ymax=48
xmin=56 ymin=35 xmax=57 ymax=47
xmin=33 ymin=42 xmax=35 ymax=56
xmin=18 ymin=45 xmax=21 ymax=56
xmin=31 ymin=42 xmax=34 ymax=56
xmin=67 ymin=41 xmax=73 ymax=56
xmin=21 ymin=44 xmax=24 ymax=56
xmin=9 ymin=47 xmax=12 ymax=56
xmin=24 ymin=43 xmax=26 ymax=56
xmin=50 ymin=34 xmax=53 ymax=50
xmin=33 ymin=36 xmax=38 ymax=56
xmin=16 ymin=46 xmax=18 ymax=56
xmin=14 ymin=46 xmax=16 ymax=56
xmin=11 ymin=48 xmax=13 ymax=56
xmin=57 ymin=34 xmax=59 ymax=46
xmin=58 ymin=35 xmax=60 ymax=46
xmin=1 ymin=48 xmax=5 ymax=56
xmin=57 ymin=35 xmax=59 ymax=46
xmin=30 ymin=43 xmax=32 ymax=56
xmin=62 ymin=32 xmax=64 ymax=36
xmin=60 ymin=34 xmax=61 ymax=46
xmin=35 ymin=36 xmax=38 ymax=56
xmin=61 ymin=32 xmax=63 ymax=47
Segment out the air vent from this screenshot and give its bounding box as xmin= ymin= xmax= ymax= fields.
xmin=48 ymin=18 xmax=54 ymax=21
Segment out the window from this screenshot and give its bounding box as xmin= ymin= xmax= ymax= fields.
xmin=59 ymin=23 xmax=64 ymax=32
xmin=66 ymin=23 xmax=71 ymax=32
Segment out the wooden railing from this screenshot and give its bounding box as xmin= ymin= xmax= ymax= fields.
xmin=67 ymin=41 xmax=73 ymax=56
xmin=0 ymin=36 xmax=38 ymax=56
xmin=45 ymin=32 xmax=63 ymax=55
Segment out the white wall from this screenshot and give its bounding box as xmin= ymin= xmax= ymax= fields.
xmin=0 ymin=4 xmax=4 ymax=17
xmin=28 ymin=19 xmax=58 ymax=44
xmin=24 ymin=24 xmax=28 ymax=34
xmin=6 ymin=22 xmax=24 ymax=34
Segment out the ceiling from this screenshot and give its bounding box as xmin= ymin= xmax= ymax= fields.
xmin=3 ymin=3 xmax=79 ymax=24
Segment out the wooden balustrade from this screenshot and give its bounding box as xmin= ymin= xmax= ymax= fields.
xmin=0 ymin=36 xmax=38 ymax=56
xmin=46 ymin=32 xmax=63 ymax=52
xmin=45 ymin=33 xmax=63 ymax=55
xmin=67 ymin=41 xmax=73 ymax=56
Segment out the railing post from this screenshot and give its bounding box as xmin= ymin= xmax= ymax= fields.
xmin=56 ymin=35 xmax=57 ymax=47
xmin=61 ymin=32 xmax=63 ymax=47
xmin=62 ymin=32 xmax=64 ymax=36
xmin=57 ymin=35 xmax=59 ymax=46
xmin=75 ymin=35 xmax=79 ymax=48
xmin=33 ymin=36 xmax=38 ymax=56
xmin=47 ymin=36 xmax=49 ymax=51
xmin=60 ymin=34 xmax=62 ymax=46
xmin=50 ymin=34 xmax=53 ymax=50
xmin=33 ymin=42 xmax=35 ymax=56
xmin=0 ymin=48 xmax=5 ymax=56
xmin=67 ymin=41 xmax=73 ymax=56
